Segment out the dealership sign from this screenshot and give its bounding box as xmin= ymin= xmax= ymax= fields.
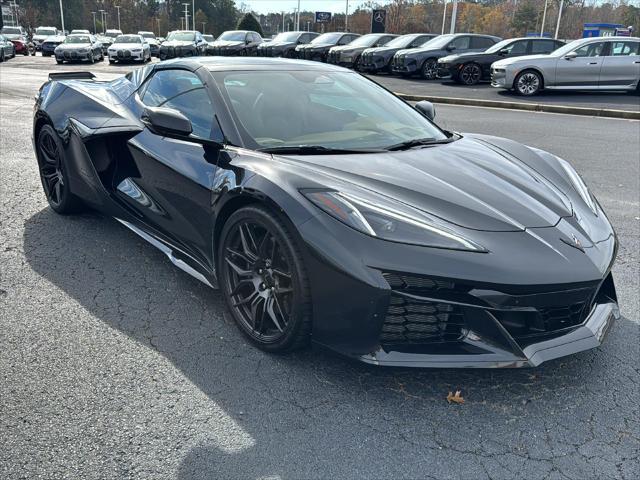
xmin=371 ymin=9 xmax=386 ymax=33
xmin=315 ymin=12 xmax=332 ymax=23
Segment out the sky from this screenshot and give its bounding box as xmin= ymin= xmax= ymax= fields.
xmin=234 ymin=1 xmax=374 ymax=15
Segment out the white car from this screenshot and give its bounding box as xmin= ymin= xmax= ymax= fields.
xmin=32 ymin=26 xmax=58 ymax=51
xmin=107 ymin=34 xmax=151 ymax=63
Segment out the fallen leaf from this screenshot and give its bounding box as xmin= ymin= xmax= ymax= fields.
xmin=447 ymin=390 xmax=464 ymax=404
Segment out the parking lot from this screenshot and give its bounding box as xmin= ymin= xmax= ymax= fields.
xmin=1 ymin=55 xmax=639 ymax=479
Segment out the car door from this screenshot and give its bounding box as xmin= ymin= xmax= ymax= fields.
xmin=470 ymin=36 xmax=496 ymax=53
xmin=599 ymin=40 xmax=640 ymax=88
xmin=555 ymin=41 xmax=606 ymax=88
xmin=447 ymin=35 xmax=471 ymax=54
xmin=124 ymin=68 xmax=225 ymax=263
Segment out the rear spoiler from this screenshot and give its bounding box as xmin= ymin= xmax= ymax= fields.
xmin=48 ymin=72 xmax=95 ymax=81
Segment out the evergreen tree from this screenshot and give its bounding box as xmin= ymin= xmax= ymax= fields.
xmin=237 ymin=12 xmax=263 ymax=36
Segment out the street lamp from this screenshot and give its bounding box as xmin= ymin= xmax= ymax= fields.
xmin=99 ymin=10 xmax=105 ymax=34
xmin=345 ymin=0 xmax=348 ymax=32
xmin=441 ymin=0 xmax=447 ymax=35
xmin=182 ymin=3 xmax=190 ymax=31
xmin=201 ymin=22 xmax=206 ymax=34
xmin=91 ymin=11 xmax=97 ymax=34
xmin=115 ymin=5 xmax=121 ymax=31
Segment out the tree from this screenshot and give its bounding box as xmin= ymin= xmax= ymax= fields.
xmin=237 ymin=12 xmax=262 ymax=35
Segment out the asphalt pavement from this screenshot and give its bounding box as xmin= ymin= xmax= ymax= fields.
xmin=1 ymin=55 xmax=639 ymax=479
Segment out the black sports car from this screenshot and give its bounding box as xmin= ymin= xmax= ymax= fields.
xmin=360 ymin=33 xmax=437 ymax=74
xmin=437 ymin=37 xmax=565 ymax=85
xmin=256 ymin=31 xmax=319 ymax=58
xmin=32 ymin=58 xmax=619 ymax=368
xmin=295 ymin=32 xmax=360 ymax=62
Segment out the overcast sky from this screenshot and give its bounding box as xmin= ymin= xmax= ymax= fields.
xmin=235 ymin=0 xmax=373 ymax=15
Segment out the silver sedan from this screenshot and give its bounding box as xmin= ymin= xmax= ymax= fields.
xmin=491 ymin=36 xmax=639 ymax=95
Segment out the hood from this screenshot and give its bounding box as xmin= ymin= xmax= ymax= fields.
xmin=261 ymin=41 xmax=295 ymax=48
xmin=397 ymin=46 xmax=440 ymax=56
xmin=110 ymin=43 xmax=144 ymax=49
xmin=3 ymin=34 xmax=22 ymax=40
xmin=161 ymin=40 xmax=194 ymax=47
xmin=210 ymin=40 xmax=244 ymax=48
xmin=330 ymin=45 xmax=353 ymax=53
xmin=298 ymin=43 xmax=333 ymax=50
xmin=33 ymin=34 xmax=54 ymax=41
xmin=492 ymin=53 xmax=553 ymax=68
xmin=440 ymin=51 xmax=490 ymax=62
xmin=277 ymin=136 xmax=574 ymax=232
xmin=56 ymin=43 xmax=91 ymax=50
xmin=365 ymin=46 xmax=402 ymax=55
xmin=43 ymin=35 xmax=66 ymax=43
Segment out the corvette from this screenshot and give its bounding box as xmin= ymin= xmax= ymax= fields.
xmin=32 ymin=58 xmax=619 ymax=368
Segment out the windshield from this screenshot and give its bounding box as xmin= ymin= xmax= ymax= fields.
xmin=1 ymin=27 xmax=21 ymax=35
xmin=202 ymin=35 xmax=214 ymax=42
xmin=115 ymin=35 xmax=142 ymax=44
xmin=218 ymin=31 xmax=246 ymax=41
xmin=386 ymin=34 xmax=422 ymax=48
xmin=167 ymin=31 xmax=196 ymax=41
xmin=418 ymin=34 xmax=454 ymax=49
xmin=311 ymin=33 xmax=342 ymax=44
xmin=485 ymin=38 xmax=518 ymax=54
xmin=213 ymin=70 xmax=447 ymax=150
xmin=36 ymin=28 xmax=57 ymax=36
xmin=273 ymin=32 xmax=301 ymax=42
xmin=105 ymin=31 xmax=121 ymax=38
xmin=65 ymin=35 xmax=91 ymax=44
xmin=346 ymin=35 xmax=382 ymax=47
xmin=139 ymin=32 xmax=155 ymax=39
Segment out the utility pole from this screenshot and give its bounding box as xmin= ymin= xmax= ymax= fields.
xmin=345 ymin=0 xmax=349 ymax=32
xmin=156 ymin=18 xmax=160 ymax=36
xmin=441 ymin=1 xmax=447 ymax=35
xmin=296 ymin=0 xmax=300 ymax=31
xmin=281 ymin=11 xmax=285 ymax=34
xmin=540 ymin=0 xmax=548 ymax=37
xmin=182 ymin=3 xmax=189 ymax=31
xmin=192 ymin=0 xmax=195 ymax=31
xmin=99 ymin=10 xmax=104 ymax=33
xmin=449 ymin=0 xmax=458 ymax=34
xmin=59 ymin=0 xmax=65 ymax=32
xmin=103 ymin=12 xmax=108 ymax=32
xmin=115 ymin=5 xmax=121 ymax=31
xmin=201 ymin=22 xmax=206 ymax=34
xmin=91 ymin=11 xmax=97 ymax=34
xmin=554 ymin=0 xmax=564 ymax=39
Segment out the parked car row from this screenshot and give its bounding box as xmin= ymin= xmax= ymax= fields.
xmin=0 ymin=26 xmax=32 ymax=56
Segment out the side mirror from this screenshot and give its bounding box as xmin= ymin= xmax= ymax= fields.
xmin=564 ymin=51 xmax=578 ymax=60
xmin=142 ymin=106 xmax=192 ymax=137
xmin=498 ymin=48 xmax=509 ymax=56
xmin=415 ymin=101 xmax=436 ymax=121
xmin=446 ymin=45 xmax=456 ymax=51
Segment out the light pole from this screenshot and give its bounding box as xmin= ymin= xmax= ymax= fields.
xmin=99 ymin=10 xmax=105 ymax=33
xmin=449 ymin=0 xmax=458 ymax=34
xmin=554 ymin=0 xmax=564 ymax=39
xmin=441 ymin=1 xmax=447 ymax=35
xmin=540 ymin=0 xmax=548 ymax=37
xmin=182 ymin=3 xmax=189 ymax=31
xmin=192 ymin=0 xmax=195 ymax=31
xmin=296 ymin=0 xmax=300 ymax=31
xmin=91 ymin=11 xmax=97 ymax=34
xmin=156 ymin=18 xmax=160 ymax=36
xmin=345 ymin=0 xmax=349 ymax=32
xmin=58 ymin=0 xmax=65 ymax=32
xmin=201 ymin=22 xmax=206 ymax=34
xmin=115 ymin=5 xmax=121 ymax=31
xmin=306 ymin=21 xmax=310 ymax=32
xmin=281 ymin=11 xmax=285 ymax=33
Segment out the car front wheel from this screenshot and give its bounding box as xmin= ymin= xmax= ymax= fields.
xmin=515 ymin=70 xmax=543 ymax=96
xmin=420 ymin=58 xmax=438 ymax=79
xmin=219 ymin=205 xmax=312 ymax=353
xmin=459 ymin=63 xmax=482 ymax=85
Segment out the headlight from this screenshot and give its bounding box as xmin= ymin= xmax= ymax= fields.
xmin=302 ymin=189 xmax=487 ymax=252
xmin=557 ymin=157 xmax=598 ymax=215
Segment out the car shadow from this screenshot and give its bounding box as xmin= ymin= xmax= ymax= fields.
xmin=22 ymin=207 xmax=638 ymax=478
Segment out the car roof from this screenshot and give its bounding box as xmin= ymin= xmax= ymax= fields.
xmin=160 ymin=56 xmax=351 ymax=73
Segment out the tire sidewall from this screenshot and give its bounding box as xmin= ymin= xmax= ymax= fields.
xmin=421 ymin=58 xmax=437 ymax=79
xmin=218 ymin=205 xmax=310 ymax=352
xmin=515 ymin=70 xmax=542 ymax=96
xmin=461 ymin=63 xmax=481 ymax=85
xmin=36 ymin=125 xmax=75 ymax=213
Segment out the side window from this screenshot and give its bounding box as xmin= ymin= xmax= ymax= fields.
xmin=140 ymin=70 xmax=220 ymax=140
xmin=450 ymin=36 xmax=470 ymax=50
xmin=254 ymin=33 xmax=262 ymax=42
xmin=610 ymin=41 xmax=639 ymax=56
xmin=376 ymin=36 xmax=392 ymax=47
xmin=470 ymin=36 xmax=494 ymax=49
xmin=299 ymin=33 xmax=309 ymax=43
xmin=502 ymin=40 xmax=528 ymax=55
xmin=530 ymin=40 xmax=557 ymax=54
xmin=573 ymin=42 xmax=605 ymax=57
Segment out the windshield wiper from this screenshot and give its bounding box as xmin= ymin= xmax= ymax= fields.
xmin=385 ymin=137 xmax=457 ymax=151
xmin=258 ymin=145 xmax=384 ymax=155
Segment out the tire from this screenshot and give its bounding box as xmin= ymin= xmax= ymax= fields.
xmin=514 ymin=70 xmax=543 ymax=96
xmin=88 ymin=52 xmax=95 ymax=64
xmin=218 ymin=205 xmax=312 ymax=353
xmin=459 ymin=63 xmax=482 ymax=85
xmin=0 ymin=50 xmax=4 ymax=62
xmin=35 ymin=125 xmax=86 ymax=214
xmin=420 ymin=58 xmax=438 ymax=79
xmin=56 ymin=59 xmax=63 ymax=64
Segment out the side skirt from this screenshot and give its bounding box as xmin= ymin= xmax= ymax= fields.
xmin=115 ymin=217 xmax=216 ymax=289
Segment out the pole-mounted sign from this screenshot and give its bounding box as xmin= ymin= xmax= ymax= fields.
xmin=371 ymin=9 xmax=386 ymax=33
xmin=315 ymin=12 xmax=332 ymax=24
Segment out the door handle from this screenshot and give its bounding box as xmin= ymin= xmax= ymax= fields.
xmin=588 ymin=62 xmax=598 ymax=65
xmin=634 ymin=61 xmax=640 ymax=64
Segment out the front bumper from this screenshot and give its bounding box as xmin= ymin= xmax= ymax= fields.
xmin=56 ymin=51 xmax=93 ymax=61
xmin=491 ymin=68 xmax=511 ymax=88
xmin=159 ymin=46 xmax=196 ymax=59
xmin=360 ymin=54 xmax=388 ymax=72
xmin=437 ymin=62 xmax=456 ymax=78
xmin=109 ymin=50 xmax=144 ymax=62
xmin=207 ymin=47 xmax=243 ymax=56
xmin=391 ymin=56 xmax=418 ymax=74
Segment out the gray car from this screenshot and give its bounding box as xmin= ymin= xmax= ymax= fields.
xmin=54 ymin=34 xmax=104 ymax=64
xmin=391 ymin=33 xmax=501 ymax=79
xmin=0 ymin=34 xmax=16 ymax=61
xmin=491 ymin=36 xmax=640 ymax=95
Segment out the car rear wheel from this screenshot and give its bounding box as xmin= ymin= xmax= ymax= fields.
xmin=459 ymin=63 xmax=482 ymax=85
xmin=0 ymin=50 xmax=4 ymax=62
xmin=420 ymin=58 xmax=438 ymax=79
xmin=219 ymin=205 xmax=312 ymax=353
xmin=36 ymin=125 xmax=86 ymax=214
xmin=515 ymin=70 xmax=542 ymax=96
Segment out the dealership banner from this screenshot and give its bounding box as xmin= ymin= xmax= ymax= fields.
xmin=315 ymin=12 xmax=332 ymax=23
xmin=371 ymin=9 xmax=386 ymax=33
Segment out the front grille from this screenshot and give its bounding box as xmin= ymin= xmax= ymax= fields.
xmin=381 ymin=294 xmax=466 ymax=345
xmin=327 ymin=51 xmax=339 ymax=63
xmin=117 ymin=49 xmax=131 ymax=59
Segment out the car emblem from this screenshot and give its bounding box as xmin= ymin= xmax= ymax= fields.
xmin=561 ymin=234 xmax=585 ymax=252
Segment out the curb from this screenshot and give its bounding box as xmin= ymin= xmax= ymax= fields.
xmin=395 ymin=93 xmax=640 ymax=120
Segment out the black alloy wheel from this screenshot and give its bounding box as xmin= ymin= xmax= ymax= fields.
xmin=459 ymin=63 xmax=482 ymax=85
xmin=421 ymin=58 xmax=438 ymax=79
xmin=219 ymin=206 xmax=312 ymax=352
xmin=36 ymin=125 xmax=84 ymax=213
